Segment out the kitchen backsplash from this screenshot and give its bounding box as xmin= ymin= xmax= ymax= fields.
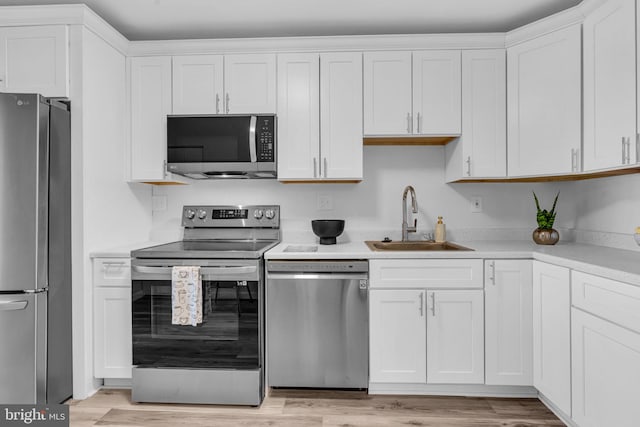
xmin=150 ymin=146 xmax=578 ymax=243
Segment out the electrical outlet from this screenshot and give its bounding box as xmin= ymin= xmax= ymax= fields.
xmin=317 ymin=193 xmax=333 ymax=211
xmin=471 ymin=196 xmax=483 ymax=213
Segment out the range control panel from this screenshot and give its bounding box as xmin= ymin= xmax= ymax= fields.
xmin=182 ymin=205 xmax=280 ymax=228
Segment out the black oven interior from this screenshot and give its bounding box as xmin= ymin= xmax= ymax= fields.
xmin=132 ymin=278 xmax=260 ymax=369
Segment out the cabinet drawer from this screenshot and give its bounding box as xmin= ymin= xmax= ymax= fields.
xmin=93 ymin=258 xmax=131 ymax=287
xmin=572 ymin=270 xmax=640 ymax=334
xmin=369 ymin=259 xmax=483 ymax=289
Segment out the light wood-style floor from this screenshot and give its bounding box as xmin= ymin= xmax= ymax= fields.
xmin=68 ymin=388 xmax=565 ymax=426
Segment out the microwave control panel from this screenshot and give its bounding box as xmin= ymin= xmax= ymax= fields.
xmin=257 ymin=116 xmax=275 ymax=162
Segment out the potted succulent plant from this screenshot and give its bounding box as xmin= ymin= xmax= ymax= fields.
xmin=532 ymin=191 xmax=560 ymax=245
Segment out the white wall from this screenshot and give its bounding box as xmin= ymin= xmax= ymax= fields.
xmin=151 ymin=146 xmax=573 ymax=242
xmin=73 ymin=27 xmax=152 ymax=399
xmin=570 ymin=173 xmax=640 ymax=250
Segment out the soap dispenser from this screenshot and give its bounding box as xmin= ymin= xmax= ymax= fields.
xmin=435 ymin=216 xmax=446 ymax=242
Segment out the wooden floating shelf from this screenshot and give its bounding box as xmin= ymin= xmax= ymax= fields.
xmin=280 ymin=180 xmax=362 ymax=184
xmin=453 ymin=166 xmax=640 ymax=183
xmin=141 ymin=181 xmax=188 ymax=185
xmin=363 ymin=136 xmax=458 ymax=146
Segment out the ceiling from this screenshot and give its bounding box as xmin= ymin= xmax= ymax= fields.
xmin=0 ymin=0 xmax=583 ymax=41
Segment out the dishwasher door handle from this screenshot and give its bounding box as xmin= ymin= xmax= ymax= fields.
xmin=267 ymin=273 xmax=369 ymax=281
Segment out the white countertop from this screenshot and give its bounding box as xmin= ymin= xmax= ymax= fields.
xmin=265 ymin=240 xmax=640 ymax=287
xmin=90 ymin=237 xmax=640 ymax=287
xmin=89 ymin=241 xmax=168 ymax=258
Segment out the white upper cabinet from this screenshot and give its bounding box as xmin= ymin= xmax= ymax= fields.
xmin=172 ymin=55 xmax=223 ymax=114
xmin=319 ymin=52 xmax=363 ymax=180
xmin=363 ymin=50 xmax=461 ymax=137
xmin=277 ymin=53 xmax=320 ymax=180
xmin=224 ymin=54 xmax=276 ymax=114
xmin=583 ymin=0 xmax=637 ymax=171
xmin=532 ymin=261 xmax=571 ymax=417
xmin=485 ymin=260 xmax=533 ymax=386
xmin=507 ymin=24 xmax=582 ymax=177
xmin=363 ymin=51 xmax=412 ymax=135
xmin=445 ymin=49 xmax=506 ymax=181
xmin=128 ymin=56 xmax=180 ymax=183
xmin=0 ymin=26 xmax=69 ymax=98
xmin=412 ymin=50 xmax=461 ymax=135
xmin=277 ymin=52 xmax=362 ymax=181
xmin=172 ymin=54 xmax=276 ymax=115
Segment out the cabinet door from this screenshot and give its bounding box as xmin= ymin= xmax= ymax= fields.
xmin=507 ymin=24 xmax=581 ymax=177
xmin=129 ymin=56 xmax=173 ymax=181
xmin=320 ymin=52 xmax=363 ymax=180
xmin=0 ymin=26 xmax=68 ymax=98
xmin=572 ymin=309 xmax=640 ymax=427
xmin=94 ymin=287 xmax=132 ymax=379
xmin=224 ymin=54 xmax=276 ymax=114
xmin=426 ymin=290 xmax=484 ymax=384
xmin=448 ymin=49 xmax=506 ymax=180
xmin=172 ymin=55 xmax=223 ymax=114
xmin=276 ymin=53 xmax=320 ymax=180
xmin=532 ymin=261 xmax=571 ymax=416
xmin=363 ymin=51 xmax=412 ymax=135
xmin=369 ymin=289 xmax=426 ymax=383
xmin=485 ymin=260 xmax=533 ymax=386
xmin=583 ymin=0 xmax=636 ymax=171
xmin=413 ymin=50 xmax=461 ymax=135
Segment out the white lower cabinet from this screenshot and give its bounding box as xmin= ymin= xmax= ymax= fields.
xmin=532 ymin=261 xmax=571 ymax=416
xmin=369 ymin=259 xmax=484 ymax=385
xmin=571 ymin=270 xmax=640 ymax=427
xmin=485 ymin=260 xmax=533 ymax=386
xmin=369 ymin=289 xmax=426 ymax=383
xmin=572 ymin=309 xmax=640 ymax=427
xmin=426 ymin=290 xmax=484 ymax=384
xmin=93 ymin=258 xmax=132 ymax=379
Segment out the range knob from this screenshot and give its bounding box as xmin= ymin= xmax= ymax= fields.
xmin=197 ymin=209 xmax=207 ymax=220
xmin=254 ymin=209 xmax=264 ymax=219
xmin=265 ymin=209 xmax=275 ymax=219
xmin=185 ymin=209 xmax=196 ymax=220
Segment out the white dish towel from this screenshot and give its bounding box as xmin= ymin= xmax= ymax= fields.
xmin=171 ymin=266 xmax=203 ymax=326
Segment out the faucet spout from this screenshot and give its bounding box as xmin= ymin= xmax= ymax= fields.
xmin=402 ymin=185 xmax=418 ymax=241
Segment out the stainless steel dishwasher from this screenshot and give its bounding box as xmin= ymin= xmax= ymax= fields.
xmin=266 ymin=260 xmax=369 ymax=388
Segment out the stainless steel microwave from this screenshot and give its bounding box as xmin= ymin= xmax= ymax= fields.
xmin=166 ymin=114 xmax=276 ymax=179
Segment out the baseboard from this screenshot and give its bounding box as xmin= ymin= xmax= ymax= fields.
xmin=368 ymin=383 xmax=538 ymax=398
xmin=102 ymin=378 xmax=132 ymax=388
xmin=538 ymin=392 xmax=575 ymax=427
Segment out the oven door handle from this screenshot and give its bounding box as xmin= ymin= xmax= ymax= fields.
xmin=132 ymin=265 xmax=258 ymax=276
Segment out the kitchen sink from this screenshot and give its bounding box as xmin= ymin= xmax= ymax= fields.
xmin=365 ymin=240 xmax=474 ymax=251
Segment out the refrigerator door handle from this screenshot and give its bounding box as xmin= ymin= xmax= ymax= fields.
xmin=0 ymin=300 xmax=28 ymax=311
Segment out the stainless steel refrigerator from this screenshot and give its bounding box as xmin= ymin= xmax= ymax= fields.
xmin=0 ymin=93 xmax=72 ymax=404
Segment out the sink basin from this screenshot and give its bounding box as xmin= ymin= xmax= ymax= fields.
xmin=365 ymin=240 xmax=473 ymax=251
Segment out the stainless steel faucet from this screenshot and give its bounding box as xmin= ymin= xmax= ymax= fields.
xmin=402 ymin=185 xmax=418 ymax=241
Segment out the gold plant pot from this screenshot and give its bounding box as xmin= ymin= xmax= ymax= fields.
xmin=532 ymin=228 xmax=559 ymax=245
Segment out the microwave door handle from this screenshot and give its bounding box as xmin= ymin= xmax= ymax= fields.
xmin=249 ymin=115 xmax=258 ymax=163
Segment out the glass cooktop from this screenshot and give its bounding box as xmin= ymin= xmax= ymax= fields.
xmin=131 ymin=240 xmax=278 ymax=259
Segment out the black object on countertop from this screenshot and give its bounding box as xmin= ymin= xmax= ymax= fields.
xmin=311 ymin=220 xmax=345 ymax=245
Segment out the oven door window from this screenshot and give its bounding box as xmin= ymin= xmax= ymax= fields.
xmin=132 ymin=279 xmax=259 ymax=369
xmin=167 ymin=116 xmax=252 ymax=163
